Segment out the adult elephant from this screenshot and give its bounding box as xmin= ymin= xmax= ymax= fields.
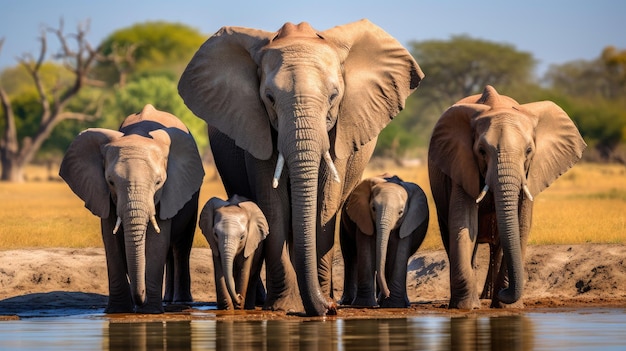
xmin=59 ymin=104 xmax=205 ymax=313
xmin=428 ymin=86 xmax=586 ymax=309
xmin=340 ymin=174 xmax=429 ymax=308
xmin=179 ymin=19 xmax=423 ymax=316
xmin=199 ymin=195 xmax=269 ymax=310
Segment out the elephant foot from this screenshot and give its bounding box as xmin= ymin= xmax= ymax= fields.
xmin=379 ymin=295 xmax=410 ymax=308
xmin=104 ymin=304 xmax=134 ymax=314
xmin=351 ymin=296 xmax=378 ymax=307
xmin=448 ymin=296 xmax=480 ymax=310
xmin=135 ymin=303 xmax=165 ymax=314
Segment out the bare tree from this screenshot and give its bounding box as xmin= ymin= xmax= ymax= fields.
xmin=0 ymin=19 xmax=103 ymax=182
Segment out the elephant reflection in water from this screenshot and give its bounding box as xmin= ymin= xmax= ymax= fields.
xmin=104 ymin=321 xmax=192 ymax=350
xmin=447 ymin=315 xmax=534 ymax=351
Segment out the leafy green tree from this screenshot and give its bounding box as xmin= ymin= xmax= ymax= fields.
xmin=97 ymin=22 xmax=206 ymax=87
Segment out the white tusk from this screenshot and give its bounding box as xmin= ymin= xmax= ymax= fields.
xmin=323 ymin=151 xmax=340 ymax=183
xmin=150 ymin=216 xmax=161 ymax=234
xmin=272 ymin=153 xmax=285 ymax=189
xmin=523 ymin=184 xmax=534 ymax=202
xmin=113 ymin=216 xmax=122 ymax=234
xmin=476 ymin=185 xmax=489 ymax=204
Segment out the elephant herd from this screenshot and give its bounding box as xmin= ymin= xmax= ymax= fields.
xmin=59 ymin=19 xmax=586 ymax=316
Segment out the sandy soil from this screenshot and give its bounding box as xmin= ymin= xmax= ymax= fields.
xmin=1 ymin=244 xmax=625 ymax=320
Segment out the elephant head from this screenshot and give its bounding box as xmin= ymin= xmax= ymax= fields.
xmin=179 ymin=19 xmax=422 ymax=315
xmin=428 ymin=86 xmax=586 ymax=304
xmin=344 ymin=174 xmax=429 ymax=300
xmin=59 ymin=104 xmax=204 ymax=306
xmin=199 ymin=195 xmax=269 ymax=308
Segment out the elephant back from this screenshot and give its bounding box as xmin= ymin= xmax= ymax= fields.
xmin=120 ymin=104 xmax=190 ymax=135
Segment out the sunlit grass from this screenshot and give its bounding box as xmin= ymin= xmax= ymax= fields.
xmin=0 ymin=162 xmax=624 ymax=250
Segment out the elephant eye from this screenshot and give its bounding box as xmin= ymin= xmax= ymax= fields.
xmin=398 ymin=209 xmax=404 ymax=217
xmin=265 ymin=92 xmax=275 ymax=105
xmin=329 ymin=90 xmax=339 ymax=105
xmin=478 ymin=147 xmax=486 ymax=157
xmin=525 ymin=146 xmax=533 ymax=156
xmin=107 ymin=179 xmax=114 ymax=186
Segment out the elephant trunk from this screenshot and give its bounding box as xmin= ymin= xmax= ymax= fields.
xmin=221 ymin=237 xmax=242 ymax=308
xmin=283 ymin=114 xmax=332 ymax=316
xmin=494 ymin=159 xmax=524 ymax=304
xmin=123 ymin=200 xmax=150 ymax=307
xmin=376 ymin=213 xmax=393 ymax=301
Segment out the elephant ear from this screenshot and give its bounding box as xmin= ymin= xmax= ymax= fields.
xmin=322 ymin=19 xmax=424 ymax=159
xmin=149 ymin=129 xmax=205 ymax=220
xmin=399 ymin=182 xmax=429 ymax=239
xmin=522 ymin=101 xmax=587 ymax=196
xmin=428 ymin=103 xmax=490 ymax=199
xmin=238 ymin=200 xmax=269 ymax=258
xmin=59 ymin=128 xmax=123 ymax=218
xmin=178 ymin=26 xmax=275 ymax=160
xmin=199 ymin=197 xmax=230 ymax=257
xmin=344 ymin=176 xmax=386 ymax=235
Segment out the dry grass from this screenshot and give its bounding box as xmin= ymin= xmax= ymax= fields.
xmin=0 ymin=162 xmax=624 ymax=250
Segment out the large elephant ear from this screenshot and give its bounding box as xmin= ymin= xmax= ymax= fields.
xmin=199 ymin=197 xmax=230 ymax=257
xmin=149 ymin=129 xmax=205 ymax=220
xmin=59 ymin=128 xmax=123 ymax=218
xmin=344 ymin=176 xmax=386 ymax=235
xmin=428 ymin=104 xmax=490 ymax=199
xmin=238 ymin=201 xmax=269 ymax=258
xmin=400 ymin=182 xmax=429 ymax=239
xmin=178 ymin=27 xmax=275 ymax=160
xmin=522 ymin=101 xmax=587 ymax=196
xmin=322 ymin=19 xmax=425 ymax=159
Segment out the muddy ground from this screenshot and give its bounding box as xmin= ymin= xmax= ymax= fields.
xmin=0 ymin=244 xmax=625 ymax=321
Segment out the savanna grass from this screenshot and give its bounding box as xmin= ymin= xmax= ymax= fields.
xmin=0 ymin=162 xmax=623 ymax=250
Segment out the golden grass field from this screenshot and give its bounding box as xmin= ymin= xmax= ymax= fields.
xmin=0 ymin=162 xmax=624 ymax=250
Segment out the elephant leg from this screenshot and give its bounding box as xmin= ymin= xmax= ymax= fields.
xmin=101 ymin=215 xmax=133 ymax=313
xmin=448 ymin=185 xmax=480 ymax=309
xmin=353 ymin=229 xmax=377 ymax=307
xmin=317 ymin=216 xmax=337 ymax=298
xmin=481 ymin=242 xmax=502 ymax=300
xmin=379 ymin=233 xmax=409 ymax=308
xmin=249 ymin=155 xmax=302 ymax=312
xmin=338 ymin=218 xmax=357 ymax=305
xmin=136 ymin=220 xmax=171 ymax=314
xmin=165 ymin=193 xmax=198 ymax=303
xmin=244 ymin=249 xmax=265 ymax=309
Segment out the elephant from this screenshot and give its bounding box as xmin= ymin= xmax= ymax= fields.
xmin=199 ymin=195 xmax=269 ymax=310
xmin=59 ymin=104 xmax=205 ymax=313
xmin=178 ymin=19 xmax=423 ymax=316
xmin=339 ymin=174 xmax=429 ymax=308
xmin=428 ymin=85 xmax=586 ymax=309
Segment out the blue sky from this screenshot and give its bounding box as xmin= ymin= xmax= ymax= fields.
xmin=1 ymin=0 xmax=624 ymax=76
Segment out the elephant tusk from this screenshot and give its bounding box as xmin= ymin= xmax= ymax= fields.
xmin=272 ymin=153 xmax=285 ymax=189
xmin=113 ymin=216 xmax=122 ymax=235
xmin=323 ymin=151 xmax=340 ymax=183
xmin=476 ymin=185 xmax=489 ymax=204
xmin=150 ymin=216 xmax=161 ymax=234
xmin=523 ymin=184 xmax=534 ymax=202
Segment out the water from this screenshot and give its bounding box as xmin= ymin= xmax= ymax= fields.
xmin=1 ymin=308 xmax=625 ymax=350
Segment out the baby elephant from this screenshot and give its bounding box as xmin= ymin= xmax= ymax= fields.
xmin=199 ymin=195 xmax=269 ymax=310
xmin=340 ymin=174 xmax=429 ymax=308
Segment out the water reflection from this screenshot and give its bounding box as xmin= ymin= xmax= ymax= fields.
xmin=99 ymin=314 xmax=533 ymax=351
xmin=3 ymin=309 xmax=626 ymax=350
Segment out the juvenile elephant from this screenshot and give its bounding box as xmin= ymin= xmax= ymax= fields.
xmin=59 ymin=104 xmax=205 ymax=313
xmin=199 ymin=195 xmax=269 ymax=310
xmin=340 ymin=175 xmax=429 ymax=308
xmin=428 ymin=86 xmax=586 ymax=309
xmin=178 ymin=19 xmax=423 ymax=315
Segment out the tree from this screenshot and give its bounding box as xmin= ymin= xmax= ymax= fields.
xmin=96 ymin=22 xmax=206 ymax=87
xmin=0 ymin=20 xmax=102 ymax=182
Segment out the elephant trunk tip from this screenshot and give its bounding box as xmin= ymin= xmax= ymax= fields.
xmin=498 ymin=286 xmax=522 ymax=305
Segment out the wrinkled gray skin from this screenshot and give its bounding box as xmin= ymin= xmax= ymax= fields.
xmin=199 ymin=195 xmax=269 ymax=310
xmin=179 ymin=19 xmax=423 ymax=316
xmin=59 ymin=104 xmax=204 ymax=313
xmin=428 ymin=86 xmax=586 ymax=309
xmin=340 ymin=175 xmax=429 ymax=308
